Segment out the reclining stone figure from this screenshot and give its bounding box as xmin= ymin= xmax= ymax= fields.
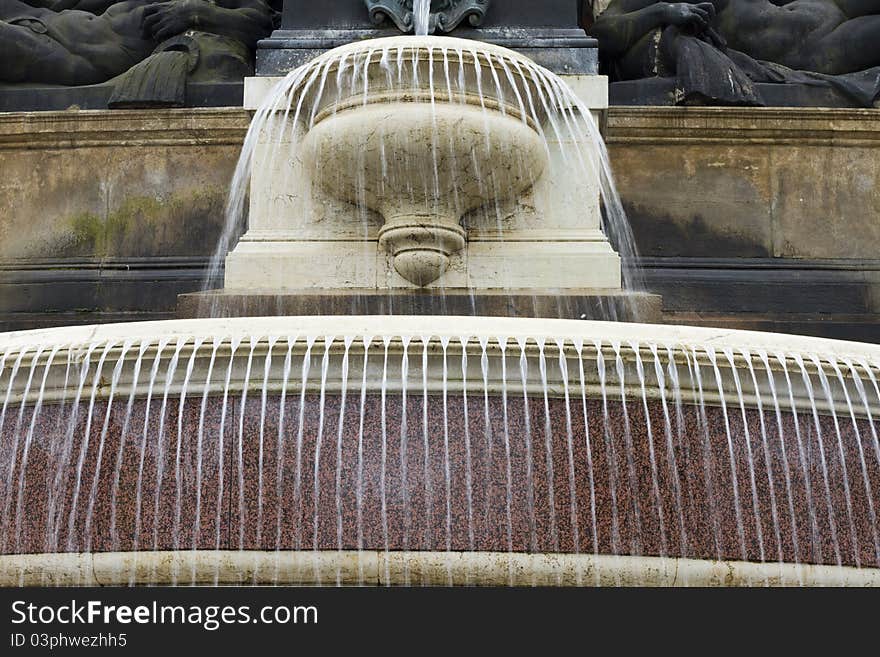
xmin=586 ymin=0 xmax=880 ymax=106
xmin=0 ymin=0 xmax=275 ymax=87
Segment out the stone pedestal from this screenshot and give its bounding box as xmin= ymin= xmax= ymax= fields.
xmin=178 ymin=289 xmax=661 ymax=321
xmin=189 ymin=3 xmax=652 ymax=319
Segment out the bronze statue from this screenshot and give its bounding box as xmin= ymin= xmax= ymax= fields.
xmin=717 ymin=0 xmax=880 ymax=75
xmin=586 ymin=0 xmax=880 ymax=106
xmin=0 ymin=0 xmax=156 ymax=84
xmin=0 ymin=0 xmax=274 ymax=88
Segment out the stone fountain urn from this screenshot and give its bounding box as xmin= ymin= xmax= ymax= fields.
xmin=218 ymin=29 xmax=628 ymax=308
xmin=299 ymin=36 xmax=548 ymax=287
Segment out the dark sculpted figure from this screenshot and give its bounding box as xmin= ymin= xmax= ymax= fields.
xmin=0 ymin=0 xmax=275 ymax=86
xmin=586 ymin=0 xmax=880 ymax=105
xmin=716 ymin=0 xmax=880 ymax=74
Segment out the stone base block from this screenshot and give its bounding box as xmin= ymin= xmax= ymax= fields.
xmin=177 ymin=289 xmax=662 ymax=322
xmin=224 ymin=239 xmax=623 ymax=292
xmin=609 ymin=77 xmax=878 ymax=109
xmin=467 ymin=240 xmax=622 ymax=290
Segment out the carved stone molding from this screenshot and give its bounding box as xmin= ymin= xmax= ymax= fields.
xmin=0 ymin=108 xmax=251 ymax=150
xmin=364 ymin=0 xmax=490 ymax=34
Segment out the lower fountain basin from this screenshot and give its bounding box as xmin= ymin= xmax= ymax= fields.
xmin=0 ymin=316 xmax=878 ymax=585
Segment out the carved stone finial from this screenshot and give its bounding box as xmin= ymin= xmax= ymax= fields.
xmin=365 ymin=0 xmax=490 ymax=34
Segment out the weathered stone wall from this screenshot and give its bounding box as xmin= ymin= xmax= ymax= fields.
xmin=606 ymin=107 xmax=880 ymax=341
xmin=608 ymin=107 xmax=880 ymax=259
xmin=0 ymin=106 xmax=877 ymax=340
xmin=0 ymin=109 xmax=249 ymax=330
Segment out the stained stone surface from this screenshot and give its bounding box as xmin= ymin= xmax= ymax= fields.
xmin=3 ymin=393 xmax=877 ymax=568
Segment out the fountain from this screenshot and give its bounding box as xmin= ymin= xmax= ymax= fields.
xmin=178 ymin=30 xmax=654 ymax=320
xmin=0 ymin=1 xmax=878 ymax=587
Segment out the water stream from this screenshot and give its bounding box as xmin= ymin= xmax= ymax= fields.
xmin=414 ymin=0 xmax=431 ymax=36
xmin=0 ymin=321 xmax=875 ymax=586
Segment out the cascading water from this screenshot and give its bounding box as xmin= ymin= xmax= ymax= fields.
xmin=0 ymin=317 xmax=878 ymax=586
xmin=202 ymin=35 xmax=643 ymax=317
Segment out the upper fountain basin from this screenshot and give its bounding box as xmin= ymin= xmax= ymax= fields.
xmin=301 ymin=36 xmax=551 ymax=125
xmin=292 ymin=36 xmax=552 ymax=286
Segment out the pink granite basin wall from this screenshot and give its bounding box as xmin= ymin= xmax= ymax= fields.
xmin=3 ymin=392 xmax=877 ymax=569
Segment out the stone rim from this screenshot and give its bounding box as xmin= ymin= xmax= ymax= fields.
xmin=2 ymin=550 xmax=877 ymax=587
xmin=0 ymin=316 xmax=877 ymax=417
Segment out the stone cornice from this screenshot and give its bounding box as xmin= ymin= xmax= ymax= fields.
xmin=2 ymin=106 xmax=878 ymax=149
xmin=0 ymin=108 xmax=252 ymax=150
xmin=606 ymin=106 xmax=880 ymax=147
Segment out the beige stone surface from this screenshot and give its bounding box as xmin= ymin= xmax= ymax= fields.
xmin=467 ymin=240 xmax=621 ymax=289
xmin=770 ymin=144 xmax=880 ymax=258
xmin=225 ymin=241 xmax=380 ymax=289
xmin=609 ymin=142 xmax=774 ymax=257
